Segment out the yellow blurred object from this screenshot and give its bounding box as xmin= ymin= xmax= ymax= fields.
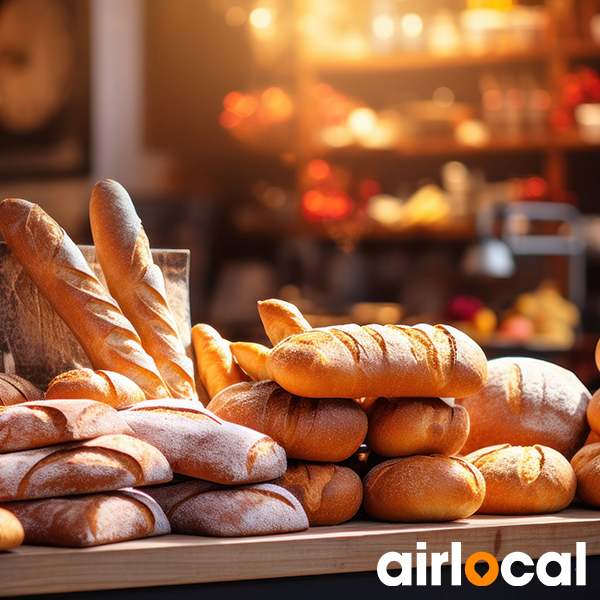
xmin=402 ymin=184 xmax=453 ymax=229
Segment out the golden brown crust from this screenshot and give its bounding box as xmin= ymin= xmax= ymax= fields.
xmin=207 ymin=380 xmax=368 ymax=463
xmin=191 ymin=324 xmax=249 ymax=400
xmin=587 ymin=388 xmax=600 ymax=436
xmin=571 ymin=442 xmax=600 ymax=507
xmin=0 ymin=507 xmax=24 ymax=550
xmin=272 ymin=460 xmax=363 ymax=525
xmin=265 ymin=323 xmax=487 ymax=399
xmin=466 ymin=444 xmax=577 ymax=514
xmin=0 ymin=373 xmax=44 ymax=406
xmin=457 ymin=357 xmax=591 ymax=459
xmin=362 ymin=454 xmax=485 ymax=522
xmin=230 ymin=342 xmax=270 ymax=381
xmin=89 ymin=180 xmax=196 ymax=400
xmin=257 ymin=299 xmax=312 ymax=346
xmin=366 ymin=397 xmax=470 ymax=457
xmin=45 ymin=368 xmax=146 ymax=409
xmin=0 ymin=198 xmax=170 ymax=399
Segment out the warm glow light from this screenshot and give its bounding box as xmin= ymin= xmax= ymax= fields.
xmin=219 ymin=110 xmax=242 ymax=128
xmin=348 ymin=108 xmax=377 ymax=136
xmin=234 ymin=95 xmax=258 ymax=118
xmin=454 ymin=119 xmax=491 ymax=147
xmin=307 ymin=159 xmax=330 ymax=180
xmin=249 ymin=7 xmax=272 ymax=28
xmin=401 ymin=14 xmax=423 ymax=37
xmin=262 ymin=87 xmax=285 ymax=107
xmin=524 ymin=176 xmax=548 ymax=199
xmin=327 ymin=194 xmax=353 ymax=219
xmin=530 ymin=89 xmax=551 ymax=111
xmin=433 ymin=87 xmax=455 ymax=108
xmin=373 ymin=15 xmax=395 ymax=40
xmin=482 ymin=89 xmax=503 ymax=111
xmin=225 ymin=6 xmax=246 ymax=26
xmin=505 ymin=88 xmax=526 ymax=110
xmin=223 ymin=91 xmax=243 ymax=111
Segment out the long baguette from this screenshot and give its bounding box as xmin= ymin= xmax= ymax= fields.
xmin=265 ymin=323 xmax=487 ymax=399
xmin=89 ymin=180 xmax=196 ymax=399
xmin=0 ymin=198 xmax=170 ymax=399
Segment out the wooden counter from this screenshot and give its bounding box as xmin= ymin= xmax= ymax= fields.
xmin=2 ymin=506 xmax=600 ymax=597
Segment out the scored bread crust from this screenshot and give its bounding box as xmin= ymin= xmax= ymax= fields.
xmin=0 ymin=374 xmax=45 ymax=406
xmin=466 ymin=443 xmax=577 ymax=514
xmin=89 ymin=180 xmax=196 ymax=399
xmin=265 ymin=323 xmax=487 ymax=399
xmin=208 ymin=380 xmax=368 ymax=462
xmin=0 ymin=198 xmax=170 ymax=399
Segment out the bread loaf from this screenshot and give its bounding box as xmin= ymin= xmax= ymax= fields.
xmin=457 ymin=357 xmax=591 ymax=459
xmin=587 ymin=388 xmax=600 ymax=436
xmin=365 ymin=397 xmax=469 ymax=457
xmin=145 ymin=480 xmax=309 ymax=537
xmin=272 ymin=460 xmax=363 ymax=525
xmin=89 ymin=180 xmax=196 ymax=400
xmin=0 ymin=488 xmax=170 ymax=547
xmin=0 ymin=507 xmax=24 ymax=550
xmin=0 ymin=434 xmax=172 ymax=502
xmin=265 ymin=323 xmax=487 ymax=399
xmin=0 ymin=198 xmax=170 ymax=399
xmin=465 ymin=444 xmax=577 ymax=514
xmin=362 ymin=454 xmax=485 ymax=522
xmin=0 ymin=373 xmax=44 ymax=406
xmin=191 ymin=323 xmax=248 ymax=400
xmin=571 ymin=442 xmax=600 ymax=508
xmin=0 ymin=399 xmax=133 ymax=453
xmin=230 ymin=342 xmax=270 ymax=381
xmin=46 ymin=368 xmax=145 ymax=409
xmin=208 ymin=380 xmax=368 ymax=462
xmin=257 ymin=298 xmax=312 ymax=346
xmin=122 ymin=399 xmax=287 ymax=484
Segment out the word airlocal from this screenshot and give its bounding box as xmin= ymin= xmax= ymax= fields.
xmin=378 ymin=542 xmax=586 ymax=587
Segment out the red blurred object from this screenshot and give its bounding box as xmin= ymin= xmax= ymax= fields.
xmin=446 ymin=296 xmax=483 ymax=322
xmin=359 ymin=179 xmax=382 ymax=201
xmin=302 ymin=189 xmax=353 ymax=221
xmin=523 ymin=176 xmax=548 ymax=200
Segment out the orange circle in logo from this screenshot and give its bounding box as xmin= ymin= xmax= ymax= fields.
xmin=465 ymin=552 xmax=499 ymax=586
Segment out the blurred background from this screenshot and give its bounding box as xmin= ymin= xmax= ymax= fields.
xmin=1 ymin=0 xmax=600 ymax=386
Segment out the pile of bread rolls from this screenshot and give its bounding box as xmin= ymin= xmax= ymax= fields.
xmin=2 ymin=178 xmax=600 ymax=550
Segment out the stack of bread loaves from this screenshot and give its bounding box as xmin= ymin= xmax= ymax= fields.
xmin=0 ymin=399 xmax=174 ymax=546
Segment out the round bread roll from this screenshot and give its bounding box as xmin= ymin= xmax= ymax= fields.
xmin=585 ymin=430 xmax=600 ymax=446
xmin=366 ymin=397 xmax=469 ymax=457
xmin=0 ymin=507 xmax=24 ymax=550
xmin=0 ymin=373 xmax=44 ymax=406
xmin=272 ymin=460 xmax=363 ymax=525
xmin=207 ymin=380 xmax=368 ymax=463
xmin=466 ymin=444 xmax=577 ymax=514
xmin=456 ymin=357 xmax=590 ymax=459
xmin=587 ymin=388 xmax=600 ymax=436
xmin=571 ymin=442 xmax=600 ymax=507
xmin=362 ymin=455 xmax=485 ymax=522
xmin=45 ymin=369 xmax=145 ymax=409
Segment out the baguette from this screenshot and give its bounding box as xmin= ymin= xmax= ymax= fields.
xmin=230 ymin=342 xmax=270 ymax=381
xmin=0 ymin=373 xmax=44 ymax=406
xmin=257 ymin=298 xmax=312 ymax=346
xmin=208 ymin=380 xmax=368 ymax=462
xmin=0 ymin=434 xmax=172 ymax=502
xmin=89 ymin=180 xmax=196 ymax=399
xmin=145 ymin=480 xmax=309 ymax=537
xmin=272 ymin=460 xmax=363 ymax=525
xmin=122 ymin=399 xmax=287 ymax=484
xmin=0 ymin=198 xmax=170 ymax=399
xmin=265 ymin=323 xmax=487 ymax=399
xmin=0 ymin=488 xmax=170 ymax=547
xmin=0 ymin=399 xmax=133 ymax=453
xmin=0 ymin=507 xmax=24 ymax=550
xmin=45 ymin=368 xmax=145 ymax=409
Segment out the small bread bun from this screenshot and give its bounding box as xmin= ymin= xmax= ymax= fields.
xmin=587 ymin=388 xmax=600 ymax=436
xmin=207 ymin=380 xmax=368 ymax=463
xmin=45 ymin=369 xmax=145 ymax=409
xmin=366 ymin=397 xmax=469 ymax=457
xmin=0 ymin=373 xmax=44 ymax=406
xmin=0 ymin=507 xmax=24 ymax=550
xmin=571 ymin=443 xmax=600 ymax=507
xmin=585 ymin=430 xmax=600 ymax=446
xmin=362 ymin=455 xmax=485 ymax=522
xmin=465 ymin=444 xmax=577 ymax=514
xmin=457 ymin=357 xmax=590 ymax=459
xmin=272 ymin=460 xmax=363 ymax=525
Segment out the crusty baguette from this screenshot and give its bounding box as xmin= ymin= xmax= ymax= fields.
xmin=191 ymin=323 xmax=248 ymax=400
xmin=265 ymin=323 xmax=488 ymax=399
xmin=208 ymin=380 xmax=368 ymax=462
xmin=0 ymin=198 xmax=170 ymax=399
xmin=122 ymin=399 xmax=287 ymax=485
xmin=0 ymin=434 xmax=172 ymax=502
xmin=272 ymin=460 xmax=362 ymax=525
xmin=0 ymin=488 xmax=170 ymax=547
xmin=230 ymin=342 xmax=270 ymax=381
xmin=145 ymin=480 xmax=309 ymax=537
xmin=0 ymin=507 xmax=24 ymax=550
xmin=0 ymin=373 xmax=44 ymax=406
xmin=89 ymin=180 xmax=196 ymax=399
xmin=45 ymin=368 xmax=145 ymax=409
xmin=0 ymin=399 xmax=133 ymax=453
xmin=257 ymin=298 xmax=312 ymax=346
xmin=466 ymin=444 xmax=577 ymax=514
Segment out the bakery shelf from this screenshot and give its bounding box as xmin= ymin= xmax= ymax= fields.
xmin=2 ymin=506 xmax=600 ymax=597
